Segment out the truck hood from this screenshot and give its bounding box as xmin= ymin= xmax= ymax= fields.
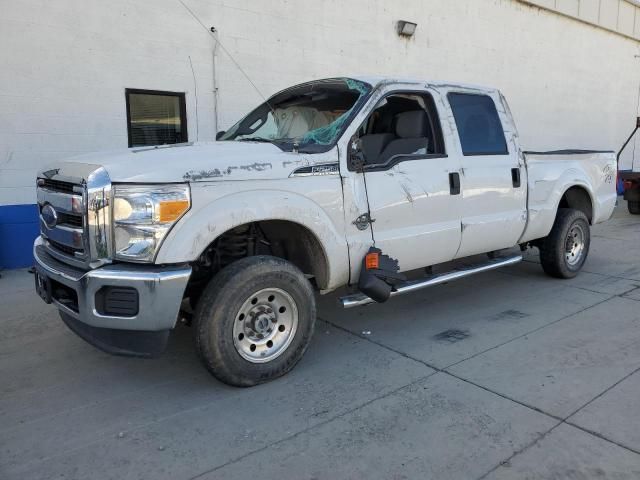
xmin=60 ymin=141 xmax=315 ymax=183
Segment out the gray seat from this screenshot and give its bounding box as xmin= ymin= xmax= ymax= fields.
xmin=378 ymin=111 xmax=429 ymax=164
xmin=359 ymin=133 xmax=395 ymax=164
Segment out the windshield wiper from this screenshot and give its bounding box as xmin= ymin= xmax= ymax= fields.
xmin=236 ymin=137 xmax=275 ymax=143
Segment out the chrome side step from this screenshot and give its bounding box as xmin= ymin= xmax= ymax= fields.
xmin=339 ymin=254 xmax=522 ymax=309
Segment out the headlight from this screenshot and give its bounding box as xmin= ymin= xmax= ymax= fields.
xmin=113 ymin=184 xmax=190 ymax=262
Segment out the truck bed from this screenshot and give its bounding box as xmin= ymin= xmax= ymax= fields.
xmin=520 ymin=150 xmax=617 ymax=243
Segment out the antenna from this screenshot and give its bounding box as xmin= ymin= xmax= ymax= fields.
xmin=178 ymin=0 xmax=275 ymax=115
xmin=188 ymin=55 xmax=199 ymax=141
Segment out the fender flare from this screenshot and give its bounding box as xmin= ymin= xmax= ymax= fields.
xmin=554 ymin=182 xmax=595 ymax=223
xmin=155 ymin=189 xmax=349 ymax=290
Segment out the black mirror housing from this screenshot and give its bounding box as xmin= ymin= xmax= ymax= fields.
xmin=349 ymin=137 xmax=366 ymax=171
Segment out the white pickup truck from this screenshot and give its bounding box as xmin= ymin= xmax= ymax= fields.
xmin=33 ymin=77 xmax=617 ymax=386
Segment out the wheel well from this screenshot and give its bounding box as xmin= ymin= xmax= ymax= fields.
xmin=558 ymin=186 xmax=593 ymax=223
xmin=188 ymin=221 xmax=329 ymax=297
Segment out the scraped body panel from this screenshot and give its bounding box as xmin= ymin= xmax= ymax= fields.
xmin=520 ymin=151 xmax=617 ymax=243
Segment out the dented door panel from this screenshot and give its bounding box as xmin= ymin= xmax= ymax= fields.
xmin=362 ymin=158 xmax=462 ymax=273
xmin=337 ymin=83 xmax=463 ymax=280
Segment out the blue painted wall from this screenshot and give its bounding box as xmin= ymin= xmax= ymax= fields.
xmin=0 ymin=204 xmax=39 ymax=269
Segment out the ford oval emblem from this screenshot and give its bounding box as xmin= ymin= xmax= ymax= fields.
xmin=41 ymin=204 xmax=58 ymax=229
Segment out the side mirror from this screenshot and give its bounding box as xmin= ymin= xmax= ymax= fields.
xmin=349 ymin=137 xmax=366 ymax=171
xmin=216 ymin=130 xmax=226 ymax=140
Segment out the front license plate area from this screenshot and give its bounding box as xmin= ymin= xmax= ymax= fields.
xmin=35 ymin=269 xmax=53 ymax=304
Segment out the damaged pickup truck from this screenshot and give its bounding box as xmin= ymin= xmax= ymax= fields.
xmin=33 ymin=77 xmax=617 ymax=386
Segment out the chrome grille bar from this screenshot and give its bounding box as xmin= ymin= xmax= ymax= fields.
xmin=37 ymin=162 xmax=113 ymax=269
xmin=37 ymin=188 xmax=83 ymax=215
xmin=40 ymin=221 xmax=84 ymax=250
xmin=37 ymin=178 xmax=80 ymax=194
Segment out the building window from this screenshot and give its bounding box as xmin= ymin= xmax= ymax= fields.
xmin=448 ymin=93 xmax=508 ymax=156
xmin=125 ymin=89 xmax=187 ymax=147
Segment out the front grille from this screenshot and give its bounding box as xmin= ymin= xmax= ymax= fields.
xmin=38 ymin=175 xmax=87 ymax=262
xmin=49 ymin=239 xmax=82 ymax=256
xmin=40 ymin=179 xmax=77 ymax=194
xmin=37 ymin=164 xmax=112 ymax=268
xmin=57 ymin=212 xmax=83 ymax=228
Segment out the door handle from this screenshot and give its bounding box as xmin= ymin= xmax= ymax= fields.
xmin=511 ymin=167 xmax=521 ymax=188
xmin=449 ymin=172 xmax=461 ymax=195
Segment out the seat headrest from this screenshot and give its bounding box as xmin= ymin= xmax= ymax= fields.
xmin=395 ymin=111 xmax=428 ymax=139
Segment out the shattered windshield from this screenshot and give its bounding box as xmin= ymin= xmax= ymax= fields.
xmin=219 ymin=78 xmax=372 ymax=153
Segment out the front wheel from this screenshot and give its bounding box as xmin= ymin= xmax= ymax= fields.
xmin=539 ymin=208 xmax=590 ymax=279
xmin=194 ymin=256 xmax=316 ymax=387
xmin=629 ymin=200 xmax=640 ymax=215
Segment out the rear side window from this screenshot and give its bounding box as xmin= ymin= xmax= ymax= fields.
xmin=448 ymin=93 xmax=508 ymax=156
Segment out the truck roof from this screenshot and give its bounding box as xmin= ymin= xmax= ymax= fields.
xmin=349 ymin=75 xmax=499 ymax=94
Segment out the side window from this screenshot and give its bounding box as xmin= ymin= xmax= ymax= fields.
xmin=126 ymin=89 xmax=188 ymax=148
xmin=448 ymin=93 xmax=508 ymax=156
xmin=356 ymin=92 xmax=445 ymax=167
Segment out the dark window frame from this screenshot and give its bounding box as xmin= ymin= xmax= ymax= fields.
xmin=447 ymin=92 xmax=509 ymax=157
xmin=125 ymin=88 xmax=188 ymax=148
xmin=348 ymin=89 xmax=448 ymax=172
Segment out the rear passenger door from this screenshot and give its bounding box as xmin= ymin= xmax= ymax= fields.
xmin=446 ymin=90 xmax=526 ymax=258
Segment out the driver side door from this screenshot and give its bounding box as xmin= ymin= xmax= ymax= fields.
xmin=340 ymin=86 xmax=463 ymax=278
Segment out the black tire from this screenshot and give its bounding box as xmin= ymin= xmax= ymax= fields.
xmin=629 ymin=201 xmax=640 ymax=215
xmin=539 ymin=208 xmax=590 ymax=279
xmin=194 ymin=255 xmax=316 ymax=387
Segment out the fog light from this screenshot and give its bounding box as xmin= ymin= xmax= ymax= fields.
xmin=95 ymin=286 xmax=139 ymax=317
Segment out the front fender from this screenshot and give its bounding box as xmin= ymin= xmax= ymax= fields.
xmin=155 ymin=187 xmax=349 ymax=290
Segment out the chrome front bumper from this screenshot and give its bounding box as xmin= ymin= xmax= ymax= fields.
xmin=33 ymin=237 xmax=191 ymax=332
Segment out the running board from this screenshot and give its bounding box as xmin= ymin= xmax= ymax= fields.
xmin=340 ymin=254 xmax=522 ymax=309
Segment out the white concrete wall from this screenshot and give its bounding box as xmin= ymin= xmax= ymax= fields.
xmin=522 ymin=0 xmax=640 ymax=39
xmin=0 ymin=0 xmax=217 ymax=206
xmin=2 ymin=0 xmax=640 ymax=207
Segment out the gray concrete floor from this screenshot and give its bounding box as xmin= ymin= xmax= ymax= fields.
xmin=1 ymin=202 xmax=640 ymax=480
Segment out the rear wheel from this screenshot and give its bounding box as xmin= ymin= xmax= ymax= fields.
xmin=629 ymin=201 xmax=640 ymax=215
xmin=194 ymin=255 xmax=316 ymax=387
xmin=539 ymin=208 xmax=590 ymax=279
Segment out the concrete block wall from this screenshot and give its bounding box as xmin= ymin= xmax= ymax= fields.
xmin=1 ymin=0 xmax=639 ymax=267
